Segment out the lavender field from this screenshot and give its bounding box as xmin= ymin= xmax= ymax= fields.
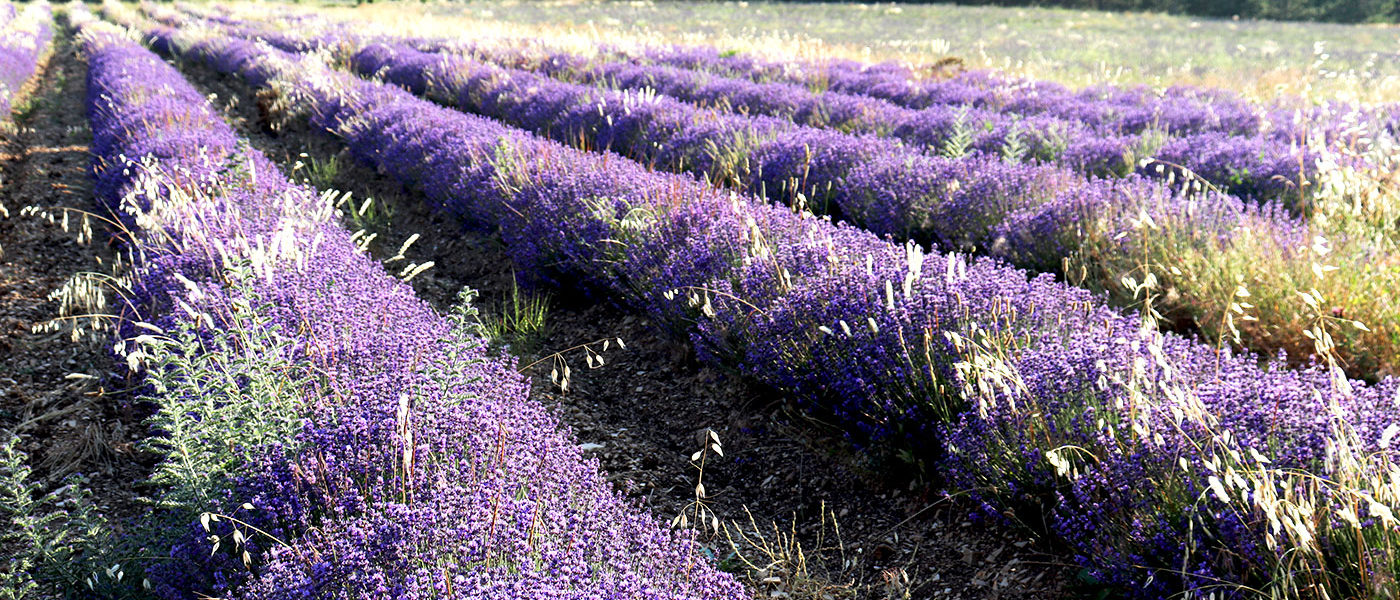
xmin=3 ymin=1 xmax=1400 ymax=599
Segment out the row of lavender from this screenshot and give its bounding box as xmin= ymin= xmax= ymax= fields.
xmin=184 ymin=1 xmax=1336 ymax=198
xmin=144 ymin=13 xmax=1400 ymax=597
xmin=657 ymin=47 xmax=1260 ymax=130
xmin=0 ymin=1 xmax=53 ymax=119
xmin=174 ymin=4 xmax=1400 ymax=379
xmin=79 ymin=14 xmax=741 ymax=600
xmin=637 ymin=42 xmax=1399 ymax=158
xmin=426 ymin=39 xmax=1318 ymax=203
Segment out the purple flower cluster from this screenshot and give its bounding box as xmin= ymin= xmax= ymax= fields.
xmin=82 ymin=20 xmax=743 ymax=600
xmin=150 ymin=20 xmax=1400 ymax=598
xmin=0 ymin=2 xmax=52 ymax=118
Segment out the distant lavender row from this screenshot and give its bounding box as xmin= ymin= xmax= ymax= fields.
xmin=648 ymin=44 xmax=1263 ymax=131
xmin=83 ymin=19 xmax=742 ymax=600
xmin=652 ymin=43 xmax=1400 ymax=184
xmin=0 ymin=2 xmax=52 ymax=118
xmin=423 ymin=39 xmax=1316 ymax=203
xmin=235 ymin=4 xmax=1276 ymax=143
xmin=149 ymin=9 xmax=1105 ymax=269
xmin=173 ymin=4 xmax=321 ymax=53
xmin=639 ymin=43 xmax=1400 ymax=150
xmin=151 ymin=20 xmax=1400 ymax=598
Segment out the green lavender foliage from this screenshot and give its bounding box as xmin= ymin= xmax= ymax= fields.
xmin=1000 ymin=118 xmax=1028 ymax=163
xmin=0 ymin=435 xmax=128 ymax=599
xmin=141 ymin=264 xmax=311 ymax=513
xmin=442 ymin=287 xmax=489 ymax=378
xmin=940 ymin=106 xmax=974 ymax=159
xmin=0 ymin=264 xmax=325 ymax=599
xmin=0 ymin=436 xmax=48 ymax=600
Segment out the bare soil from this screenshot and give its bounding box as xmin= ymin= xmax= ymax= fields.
xmin=177 ymin=55 xmax=1079 ymax=600
xmin=0 ymin=26 xmax=147 ymax=519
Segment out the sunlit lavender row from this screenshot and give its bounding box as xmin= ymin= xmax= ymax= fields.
xmin=171 ymin=5 xmax=1314 ymax=203
xmin=128 ymin=6 xmax=1400 ymax=597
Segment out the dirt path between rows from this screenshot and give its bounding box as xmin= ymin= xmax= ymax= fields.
xmin=174 ymin=52 xmax=1077 ymax=599
xmin=0 ymin=23 xmax=147 ymax=541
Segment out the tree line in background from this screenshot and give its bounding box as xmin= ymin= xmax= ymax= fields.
xmin=943 ymin=0 xmax=1399 ymax=23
